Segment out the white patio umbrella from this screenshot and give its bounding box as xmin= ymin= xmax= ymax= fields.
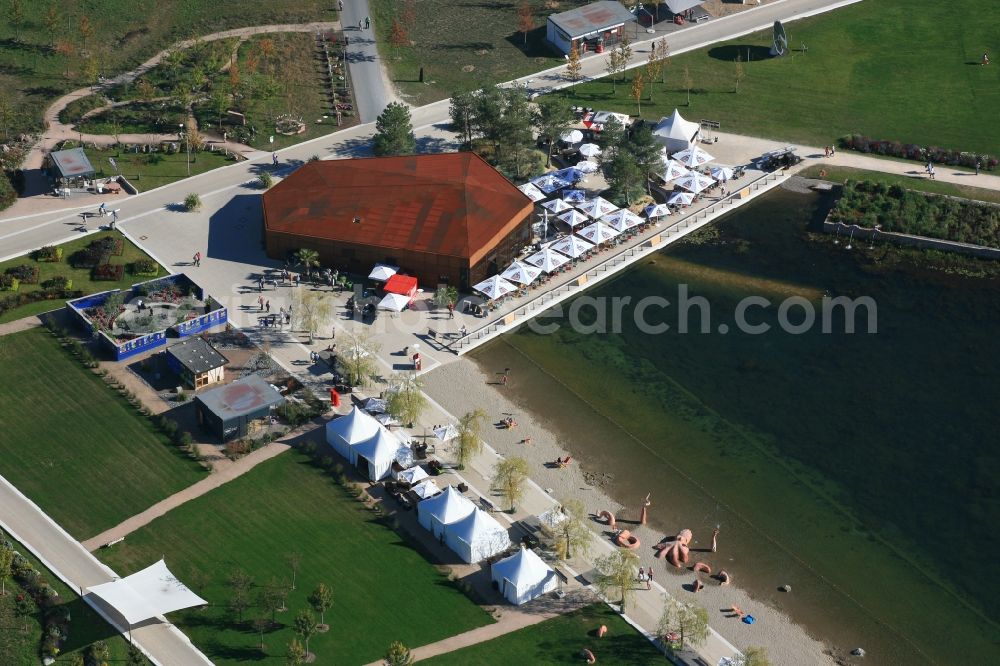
xmin=578 ymin=143 xmax=601 ymax=158
xmin=672 ymin=145 xmax=715 ymax=168
xmin=472 ymin=275 xmax=517 ymax=300
xmin=575 ymin=160 xmax=599 ymax=174
xmin=578 ymin=220 xmax=620 ymax=244
xmin=375 ymin=412 xmax=399 ymax=426
xmin=531 ymin=174 xmax=571 ymax=194
xmin=541 ymin=198 xmax=573 ymax=213
xmin=518 ymin=182 xmax=546 ymax=202
xmin=674 ymin=172 xmax=716 ymax=194
xmin=433 ymin=424 xmax=459 ymax=441
xmin=377 ymin=292 xmax=410 ymax=312
xmin=601 ymin=209 xmax=644 ymax=232
xmin=667 ymin=191 xmax=694 ymax=206
xmin=644 ymin=203 xmax=672 ymax=218
xmin=560 ymin=129 xmax=583 ymax=144
xmin=501 ymin=261 xmax=542 ymax=285
xmin=525 ymin=247 xmax=571 ymax=273
xmin=710 ymin=166 xmax=735 ymax=181
xmin=562 ymin=189 xmax=587 ymax=203
xmin=576 ymin=197 xmax=618 ymax=218
xmin=660 ymin=159 xmax=691 ymax=182
xmin=412 ymin=479 xmax=442 ymax=500
xmin=362 ymin=397 xmax=387 ymax=413
xmin=557 ymin=209 xmax=590 ymax=228
xmin=368 ymin=263 xmax=399 ymax=281
xmin=551 ymin=235 xmax=595 ymax=258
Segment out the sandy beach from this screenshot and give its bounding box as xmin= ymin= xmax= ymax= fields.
xmin=422 ymin=357 xmax=842 ymax=666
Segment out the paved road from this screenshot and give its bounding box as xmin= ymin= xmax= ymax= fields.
xmin=340 ymin=0 xmax=398 ymax=122
xmin=0 ymin=476 xmax=212 ymax=666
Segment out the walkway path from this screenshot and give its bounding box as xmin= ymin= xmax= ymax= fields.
xmin=340 ymin=0 xmax=400 ymax=122
xmin=81 ymin=440 xmax=291 ymax=551
xmin=0 ymin=313 xmax=44 ymax=337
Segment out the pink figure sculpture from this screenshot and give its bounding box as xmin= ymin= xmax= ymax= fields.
xmin=664 ymin=529 xmax=693 ymax=568
xmin=693 ymin=562 xmax=712 ymax=574
xmin=639 ymin=493 xmax=651 ymax=526
xmin=711 ymin=528 xmax=720 ymax=553
xmin=598 ymin=510 xmax=616 ymax=529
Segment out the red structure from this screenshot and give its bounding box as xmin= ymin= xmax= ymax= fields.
xmin=262 ymin=154 xmax=534 ymax=290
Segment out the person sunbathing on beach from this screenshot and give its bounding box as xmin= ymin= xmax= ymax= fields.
xmin=502 ymin=416 xmax=517 ymax=428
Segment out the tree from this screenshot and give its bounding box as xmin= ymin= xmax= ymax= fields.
xmin=227 ymin=568 xmax=254 ymax=622
xmin=373 ymin=102 xmax=416 ymax=156
xmin=126 ymin=643 xmax=144 ymax=666
xmin=211 ymin=90 xmax=229 ymax=130
xmin=388 ymin=19 xmax=408 ymax=58
xmin=0 ymin=545 xmax=12 ymax=596
xmin=384 ymin=640 xmax=414 ymax=666
xmin=604 ymin=151 xmax=642 ymax=206
xmin=732 ymin=646 xmax=772 ymax=666
xmin=308 ymin=583 xmax=333 ymax=628
xmin=294 ymin=248 xmax=320 ymax=278
xmin=595 ymin=115 xmax=625 ymax=163
xmin=630 ymin=71 xmax=645 ymax=115
xmin=472 ymin=86 xmax=505 ymax=161
xmin=565 ymin=44 xmax=583 ymax=92
xmin=681 ymin=64 xmax=693 ymax=106
xmin=604 ymin=49 xmax=621 ymax=94
xmin=658 ymin=597 xmax=710 ymax=649
xmin=516 ymin=1 xmax=534 ymax=46
xmin=433 ymin=284 xmax=459 ymax=310
xmin=78 ymin=15 xmax=94 ymax=50
xmin=628 ymin=125 xmax=662 ymax=195
xmin=7 ymin=0 xmax=25 ymax=42
xmin=339 ymin=331 xmax=382 ymax=387
xmin=285 ymin=552 xmax=301 ymax=591
xmin=449 ymin=91 xmax=475 ymax=146
xmin=594 ymin=548 xmax=639 ymax=612
xmin=292 ymin=289 xmax=332 ymax=343
xmin=455 ymin=408 xmax=487 ymax=469
xmin=535 ymin=98 xmax=574 ymax=167
xmin=0 ymin=97 xmax=13 ymax=142
xmin=543 ymin=498 xmax=592 ymax=560
xmin=645 ymin=46 xmax=662 ymax=103
xmin=55 ymin=40 xmax=76 ymax=81
xmin=259 ymin=577 xmax=287 ymax=623
xmin=654 ymin=38 xmax=670 ymax=85
xmin=386 ymin=372 xmax=426 ymax=428
xmin=614 ymin=35 xmax=633 ymax=83
xmin=497 ymin=85 xmax=536 ymax=179
xmin=734 ymin=55 xmax=745 ymax=93
xmin=252 ymin=615 xmax=271 ymax=651
xmin=82 ymin=57 xmax=99 ymax=85
xmin=286 ymin=638 xmax=306 ymax=665
xmin=491 ymin=456 xmax=530 ymax=512
xmin=43 ymin=4 xmax=59 ymax=47
xmin=294 ymin=609 xmax=317 ymax=657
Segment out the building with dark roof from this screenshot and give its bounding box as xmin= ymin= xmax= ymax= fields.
xmin=47 ymin=148 xmax=97 ymax=184
xmin=194 ymin=374 xmax=284 ymax=441
xmin=546 ymin=1 xmax=637 ymax=55
xmin=261 ymin=153 xmax=534 ymax=290
xmin=166 ymin=337 xmax=228 ymax=389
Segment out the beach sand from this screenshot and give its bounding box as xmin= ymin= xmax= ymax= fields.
xmin=422 ymin=358 xmax=841 ymax=666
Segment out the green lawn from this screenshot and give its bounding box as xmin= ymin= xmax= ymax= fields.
xmin=0 ymin=2 xmax=338 ymax=138
xmin=0 ymin=328 xmax=205 ymax=539
xmin=547 ymin=0 xmax=1000 ymax=154
xmin=423 ymin=604 xmax=664 ymax=665
xmin=1 ymin=531 xmax=141 ymax=664
xmin=370 ymin=0 xmax=562 ymax=106
xmin=799 ymin=164 xmax=1000 ymax=204
xmin=97 ymin=451 xmax=494 ymax=664
xmin=82 ymin=145 xmax=238 ymax=192
xmin=0 ymin=230 xmax=165 ymax=324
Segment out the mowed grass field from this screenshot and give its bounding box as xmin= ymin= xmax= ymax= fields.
xmin=0 ymin=328 xmax=204 ymax=539
xmin=98 ymin=451 xmax=494 ymax=664
xmin=798 ymin=164 xmax=1000 ymax=204
xmin=422 ymin=604 xmax=663 ymax=665
xmin=549 ymin=0 xmax=1000 ymax=153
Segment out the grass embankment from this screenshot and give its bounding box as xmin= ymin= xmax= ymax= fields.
xmin=422 ymin=604 xmax=663 ymax=665
xmin=546 ymin=0 xmax=1000 ymax=153
xmin=0 ymin=328 xmax=205 ymax=539
xmin=0 ymin=230 xmax=165 ymax=324
xmin=98 ymin=451 xmax=494 ymax=664
xmin=829 ymin=180 xmax=1000 ymax=247
xmin=370 ymin=0 xmax=562 ymax=106
xmin=82 ymin=145 xmax=237 ymax=192
xmin=0 ymin=2 xmax=337 ymax=138
xmin=799 ymin=165 xmax=1000 ymax=205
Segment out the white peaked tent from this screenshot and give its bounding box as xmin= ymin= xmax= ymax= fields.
xmin=353 ymin=427 xmax=401 ymax=481
xmin=491 ymin=546 xmax=558 ymax=605
xmin=660 ymin=159 xmax=691 ymax=182
xmin=653 ymin=109 xmax=701 ymax=154
xmin=86 ymin=560 xmax=207 ymax=626
xmin=667 ymin=191 xmax=695 ymax=206
xmin=665 ymin=0 xmax=705 ymax=14
xmin=326 ymin=407 xmax=380 ymax=460
xmin=418 ymin=485 xmax=475 ymax=539
xmin=674 ymin=171 xmax=716 ymax=194
xmin=412 ymin=479 xmax=442 ymax=500
xmin=445 ymin=508 xmax=512 ymax=563
xmin=394 ymin=464 xmax=429 ymax=485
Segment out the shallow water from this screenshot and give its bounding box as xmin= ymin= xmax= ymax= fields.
xmin=472 ymin=187 xmax=1000 ymax=664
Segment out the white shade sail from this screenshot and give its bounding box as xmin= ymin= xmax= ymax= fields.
xmin=433 ymin=424 xmax=459 ymax=441
xmin=578 ymin=143 xmax=601 ymax=158
xmin=600 ymin=209 xmax=644 ymax=232
xmin=501 ymin=261 xmax=542 ymax=285
xmin=667 ymin=191 xmax=695 ymax=205
xmin=472 ymin=275 xmax=517 ymax=300
xmin=578 ymin=221 xmax=620 ymax=244
xmin=644 ymin=203 xmax=672 ymax=218
xmin=541 ymin=198 xmax=573 ymax=213
xmin=575 ymin=197 xmax=618 ymax=218
xmin=674 ymin=172 xmax=716 ymax=194
xmin=575 ymin=160 xmax=599 ymax=174
xmin=660 ymin=159 xmax=691 ymax=182
xmin=491 ymin=546 xmax=558 ymax=605
xmin=525 ymin=247 xmax=571 ymax=273
xmin=86 ymin=560 xmax=207 ymax=626
xmin=561 ymin=189 xmax=587 ymax=203
xmin=672 ymin=145 xmax=715 ymax=168
xmin=412 ymin=479 xmax=442 ymax=499
xmin=560 ymin=129 xmax=583 ymax=143
xmin=557 ymin=209 xmax=590 ymax=228
xmin=551 ymin=235 xmax=595 ymax=258
xmin=368 ymin=264 xmax=399 ymax=281
xmin=326 ymin=407 xmax=380 ymax=460
xmin=710 ymin=166 xmax=735 ymax=181
xmin=377 ymin=292 xmax=410 ymax=312
xmin=518 ymin=182 xmax=546 ymax=202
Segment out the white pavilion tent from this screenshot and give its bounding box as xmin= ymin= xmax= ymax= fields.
xmin=652 ymin=109 xmax=700 ymax=154
xmin=445 ymin=508 xmax=512 ymax=564
xmin=353 ymin=427 xmax=402 ymax=481
xmin=86 ymin=560 xmax=207 ymax=626
xmin=412 ymin=479 xmax=442 ymax=500
xmin=600 ymin=209 xmax=644 ymax=232
xmin=541 ymin=198 xmax=573 ymax=214
xmin=326 ymin=407 xmax=380 ymax=460
xmin=418 ymin=485 xmax=475 ymax=539
xmin=660 ymin=159 xmax=691 ymax=182
xmin=490 ymin=546 xmax=559 ymax=605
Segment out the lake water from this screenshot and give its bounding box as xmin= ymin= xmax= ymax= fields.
xmin=472 ymin=186 xmax=1000 ymax=664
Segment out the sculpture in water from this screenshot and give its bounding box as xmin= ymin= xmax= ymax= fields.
xmin=663 ymin=529 xmax=692 ymax=568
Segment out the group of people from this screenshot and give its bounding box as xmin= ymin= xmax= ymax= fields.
xmin=637 ymin=566 xmax=655 ymax=590
xmin=822 ymin=145 xmax=837 ymax=158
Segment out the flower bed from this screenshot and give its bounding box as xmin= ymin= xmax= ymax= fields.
xmin=41 ymin=275 xmax=73 ymax=291
xmin=839 ymin=134 xmax=997 ymax=171
xmin=129 ymin=258 xmax=159 ymax=276
xmin=71 ymin=237 xmax=125 ymax=269
xmin=92 ymin=264 xmax=125 ymax=281
xmin=0 ymin=537 xmax=69 ymax=661
xmin=34 ymin=246 xmax=64 ymax=262
xmin=0 ymin=288 xmax=83 ymax=319
xmin=5 ymin=264 xmax=40 ymax=284
xmin=0 ymin=274 xmax=19 ymax=292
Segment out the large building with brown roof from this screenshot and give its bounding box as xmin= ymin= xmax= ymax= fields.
xmin=262 ymin=153 xmax=534 ymax=290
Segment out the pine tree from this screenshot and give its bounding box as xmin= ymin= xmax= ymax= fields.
xmin=373 ymin=102 xmax=416 ymax=156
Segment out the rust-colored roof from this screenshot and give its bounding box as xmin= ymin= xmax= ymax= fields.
xmin=262 ymin=153 xmax=533 ymax=260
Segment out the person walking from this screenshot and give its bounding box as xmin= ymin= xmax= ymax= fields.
xmin=98 ymin=202 xmax=107 ymax=216
xmin=447 ymin=302 xmax=455 ymax=319
xmin=364 ymin=16 xmax=371 ymax=29
xmin=646 ymin=567 xmax=653 ymax=590
xmin=193 ymin=251 xmax=201 ymax=267
xmin=265 ymin=300 xmax=271 ymax=313
xmin=976 ymin=160 xmax=981 ymax=175
xmin=983 ymin=52 xmax=990 ymax=66
xmin=358 ymin=19 xmax=363 ymax=29
xmin=111 ymin=209 xmax=118 ymax=226
xmin=272 ymin=152 xmax=279 ymax=167
xmin=258 ymin=295 xmax=264 ymax=311
xmin=338 ymin=0 xmax=343 ymax=10
xmin=501 ymin=368 xmax=510 ymax=386
xmin=460 ymin=325 xmax=468 ymax=337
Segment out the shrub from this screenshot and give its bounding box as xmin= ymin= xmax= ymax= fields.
xmin=130 ymin=258 xmax=158 ymax=276
xmin=258 ymin=172 xmax=274 ymax=189
xmin=184 ymin=193 xmax=202 ymax=211
xmin=92 ymin=264 xmax=125 ymax=281
xmin=0 ymin=274 xmax=19 ymax=291
xmin=839 ymin=134 xmax=995 ymax=170
xmin=176 ymin=391 xmax=189 ymax=403
xmin=0 ymin=170 xmax=16 ymax=210
xmin=35 ymin=246 xmax=63 ymax=262
xmin=41 ymin=275 xmax=72 ymax=290
xmin=5 ymin=264 xmax=39 ymax=284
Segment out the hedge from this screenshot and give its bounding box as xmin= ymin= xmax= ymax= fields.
xmin=0 ymin=288 xmax=84 ymax=319
xmin=0 ymin=170 xmax=16 ymax=210
xmin=839 ymin=134 xmax=997 ymax=171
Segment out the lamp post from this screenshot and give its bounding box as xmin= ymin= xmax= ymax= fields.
xmin=179 ymin=123 xmax=190 ymax=176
